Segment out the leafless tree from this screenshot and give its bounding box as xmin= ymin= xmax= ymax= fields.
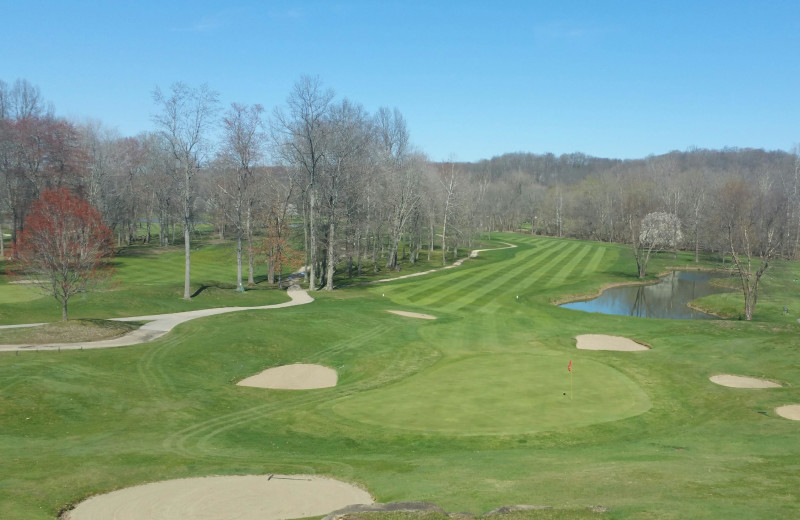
xmin=438 ymin=162 xmax=459 ymax=265
xmin=717 ymin=175 xmax=787 ymax=320
xmin=272 ymin=76 xmax=334 ymax=291
xmin=152 ymin=82 xmax=219 ymax=299
xmin=218 ymin=103 xmax=266 ymax=291
xmin=318 ymin=99 xmax=372 ymax=290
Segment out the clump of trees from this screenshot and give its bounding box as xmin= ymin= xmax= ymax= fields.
xmin=2 ymin=76 xmax=798 ymax=320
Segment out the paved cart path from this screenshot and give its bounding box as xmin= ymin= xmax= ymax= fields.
xmin=0 ymin=285 xmax=313 ymax=352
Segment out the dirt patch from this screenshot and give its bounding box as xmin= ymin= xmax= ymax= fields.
xmin=238 ymin=363 xmax=337 ymax=390
xmin=775 ymin=404 xmax=800 ymax=420
xmin=64 ymin=474 xmax=373 ymax=520
xmin=575 ymin=334 xmax=650 ymax=351
xmin=709 ymin=375 xmax=781 ymax=388
xmin=0 ymin=319 xmax=138 ymax=345
xmin=387 ymin=310 xmax=437 ymax=320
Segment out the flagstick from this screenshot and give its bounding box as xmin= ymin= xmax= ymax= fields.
xmin=570 ymin=368 xmax=573 ymax=401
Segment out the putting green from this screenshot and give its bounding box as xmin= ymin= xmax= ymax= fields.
xmin=332 ymin=353 xmax=651 ymax=435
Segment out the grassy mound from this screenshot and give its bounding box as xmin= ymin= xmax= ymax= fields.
xmin=0 ymin=319 xmax=139 ymax=344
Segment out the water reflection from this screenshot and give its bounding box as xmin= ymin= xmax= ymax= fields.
xmin=560 ymin=271 xmax=730 ymax=319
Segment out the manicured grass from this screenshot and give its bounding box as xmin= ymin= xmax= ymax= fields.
xmin=1 ymin=233 xmax=800 ymax=519
xmin=0 ymin=241 xmax=289 ymax=323
xmin=332 ymin=353 xmax=650 ymax=435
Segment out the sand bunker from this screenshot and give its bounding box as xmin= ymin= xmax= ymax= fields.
xmin=775 ymin=405 xmax=800 ymax=420
xmin=387 ymin=310 xmax=436 ymax=320
xmin=709 ymin=374 xmax=781 ymax=388
xmin=65 ymin=474 xmax=373 ymax=520
xmin=575 ymin=334 xmax=649 ymax=351
xmin=238 ymin=363 xmax=337 ymax=390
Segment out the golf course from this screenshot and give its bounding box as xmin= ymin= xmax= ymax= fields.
xmin=1 ymin=233 xmax=799 ymax=519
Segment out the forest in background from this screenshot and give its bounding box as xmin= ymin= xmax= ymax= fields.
xmin=2 ymin=77 xmax=798 ymax=303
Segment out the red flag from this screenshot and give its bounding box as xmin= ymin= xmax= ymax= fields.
xmin=568 ymin=360 xmax=572 ymax=372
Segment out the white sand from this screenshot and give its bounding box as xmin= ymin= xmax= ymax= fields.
xmin=65 ymin=474 xmax=373 ymax=520
xmin=575 ymin=334 xmax=650 ymax=351
xmin=709 ymin=374 xmax=781 ymax=388
xmin=775 ymin=404 xmax=800 ymax=420
xmin=237 ymin=363 xmax=337 ymax=390
xmin=387 ymin=310 xmax=437 ymax=320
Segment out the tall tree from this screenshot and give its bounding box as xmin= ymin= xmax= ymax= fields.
xmin=438 ymin=162 xmax=458 ymax=265
xmin=717 ymin=177 xmax=786 ymax=320
xmin=218 ymin=103 xmax=266 ymax=291
xmin=152 ymin=82 xmax=219 ymax=299
xmin=376 ymin=107 xmax=421 ymax=271
xmin=319 ymin=99 xmax=372 ymax=290
xmin=271 ymin=76 xmax=334 ymax=291
xmin=11 ymin=188 xmax=113 ymax=321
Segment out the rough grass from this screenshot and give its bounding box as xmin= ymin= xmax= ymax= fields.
xmin=1 ymin=233 xmax=800 ymax=519
xmin=0 ymin=241 xmax=289 ymax=323
xmin=0 ymin=319 xmax=139 ymax=344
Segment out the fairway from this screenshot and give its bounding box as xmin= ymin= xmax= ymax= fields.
xmin=2 ymin=233 xmax=800 ymax=520
xmin=332 ymin=353 xmax=651 ymax=434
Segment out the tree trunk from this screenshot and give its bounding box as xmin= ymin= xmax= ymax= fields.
xmin=183 ymin=166 xmax=192 ymax=300
xmin=183 ymin=220 xmax=191 ymax=299
xmin=372 ymin=231 xmax=379 ymax=272
xmin=309 ymin=188 xmax=317 ymax=291
xmin=428 ymin=220 xmax=434 ymax=261
xmin=236 ymin=225 xmax=244 ymax=292
xmin=441 ymin=215 xmax=448 ymax=266
xmin=62 ymin=299 xmax=68 ymax=322
xmin=246 ymin=207 xmax=254 ymax=286
xmin=325 ymin=219 xmax=335 ymax=291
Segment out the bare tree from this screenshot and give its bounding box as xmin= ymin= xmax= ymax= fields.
xmin=271 ymin=76 xmax=334 ymax=291
xmin=438 ymin=162 xmax=458 ymax=265
xmin=376 ymin=107 xmax=421 ymax=270
xmin=218 ymin=103 xmax=266 ymax=291
xmin=717 ymin=176 xmax=786 ymax=320
xmin=152 ymin=82 xmax=219 ymax=299
xmin=319 ymin=99 xmax=372 ymax=290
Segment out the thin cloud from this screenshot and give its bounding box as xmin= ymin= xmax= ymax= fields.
xmin=533 ymin=21 xmax=610 ymax=41
xmin=170 ymin=12 xmax=230 ymax=33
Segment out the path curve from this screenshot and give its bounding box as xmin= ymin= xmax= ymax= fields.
xmin=369 ymin=242 xmax=518 ymax=284
xmin=0 ymin=286 xmax=313 ymax=352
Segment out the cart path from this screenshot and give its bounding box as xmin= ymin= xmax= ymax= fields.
xmin=0 ymin=285 xmax=313 ymax=352
xmin=367 ymin=242 xmax=518 ymax=284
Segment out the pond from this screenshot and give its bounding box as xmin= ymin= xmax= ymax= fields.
xmin=560 ymin=271 xmax=731 ymax=319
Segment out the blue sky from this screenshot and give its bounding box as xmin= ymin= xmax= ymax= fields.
xmin=3 ymin=1 xmax=798 ymax=161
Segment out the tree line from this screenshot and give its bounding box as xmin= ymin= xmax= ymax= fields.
xmin=2 ymin=77 xmax=798 ymax=319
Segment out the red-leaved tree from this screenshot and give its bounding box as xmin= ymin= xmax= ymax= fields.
xmin=12 ymin=188 xmax=113 ymax=321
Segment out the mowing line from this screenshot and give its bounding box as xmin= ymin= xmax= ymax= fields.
xmin=438 ymin=241 xmax=576 ymax=312
xmin=376 ymin=242 xmax=519 ymax=300
xmin=456 ymin=242 xmax=582 ymax=313
xmin=582 ymin=246 xmax=608 ymax=276
xmin=416 ymin=241 xmax=564 ymax=309
xmin=386 ymin=244 xmax=524 ymax=303
xmin=545 ymin=244 xmax=593 ymax=287
xmin=408 ymin=244 xmax=542 ymax=307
